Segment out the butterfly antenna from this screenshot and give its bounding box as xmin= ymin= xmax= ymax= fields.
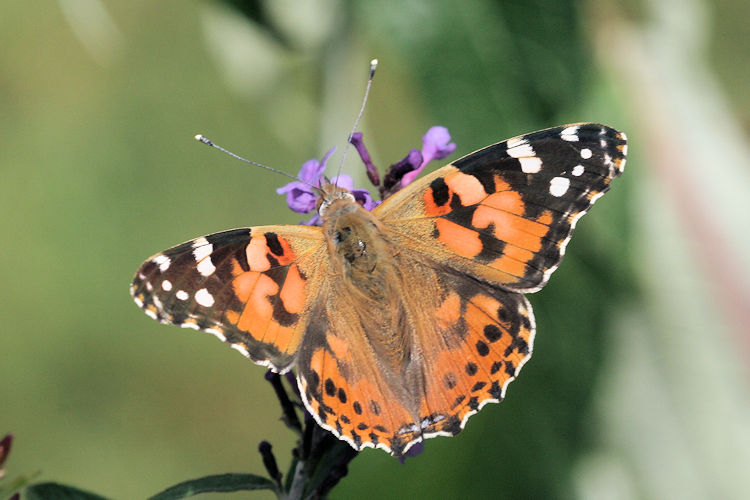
xmin=334 ymin=58 xmax=378 ymax=185
xmin=194 ymin=134 xmax=317 ymax=189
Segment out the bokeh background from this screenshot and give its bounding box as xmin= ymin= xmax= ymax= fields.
xmin=2 ymin=0 xmax=750 ymax=498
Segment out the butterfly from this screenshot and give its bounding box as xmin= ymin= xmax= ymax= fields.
xmin=130 ymin=123 xmax=627 ymax=456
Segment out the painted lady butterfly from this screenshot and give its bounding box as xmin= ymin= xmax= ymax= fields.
xmin=131 ymin=123 xmax=626 ymax=456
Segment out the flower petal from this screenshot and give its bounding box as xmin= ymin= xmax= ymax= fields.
xmin=397 ymin=149 xmax=427 ymax=187
xmin=331 ymin=174 xmax=354 ymax=191
xmin=302 ymin=213 xmax=322 ymax=226
xmin=286 ymin=188 xmax=317 ymax=214
xmin=350 ymin=132 xmax=379 ymax=186
xmin=318 ymin=147 xmax=337 ymax=176
xmin=278 ymin=147 xmax=336 ymax=213
xmin=421 ymin=126 xmax=456 ymax=165
xmin=353 ymin=188 xmax=378 ymax=211
xmin=297 ymin=160 xmax=321 ymax=184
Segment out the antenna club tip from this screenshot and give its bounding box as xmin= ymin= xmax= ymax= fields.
xmin=369 ymin=59 xmax=378 ymax=75
xmin=195 ymin=134 xmax=213 ymax=146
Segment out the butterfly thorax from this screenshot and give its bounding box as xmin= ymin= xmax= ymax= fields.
xmin=321 ymin=195 xmax=395 ymax=292
xmin=320 ymin=194 xmax=411 ymax=368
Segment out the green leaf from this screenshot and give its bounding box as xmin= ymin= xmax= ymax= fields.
xmin=283 ymin=456 xmax=299 ymax=493
xmin=25 ymin=482 xmax=110 ymax=500
xmin=148 ymin=473 xmax=277 ymax=500
xmin=0 ymin=470 xmax=41 ymax=497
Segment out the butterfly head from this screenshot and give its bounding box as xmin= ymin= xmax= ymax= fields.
xmin=316 ymin=178 xmax=356 ymax=219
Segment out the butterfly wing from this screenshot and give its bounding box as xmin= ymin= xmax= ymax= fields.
xmin=130 ymin=226 xmax=327 ymax=371
xmin=314 ymin=123 xmax=624 ymax=454
xmin=294 ymin=246 xmax=535 ymax=456
xmin=130 ymin=123 xmax=626 ymax=456
xmin=408 ymin=261 xmax=535 ymax=448
xmin=375 ymin=123 xmax=627 ymax=292
xmin=296 ymin=290 xmax=420 ymax=454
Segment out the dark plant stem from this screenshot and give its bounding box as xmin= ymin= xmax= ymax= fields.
xmin=264 ymin=370 xmax=359 ymax=500
xmin=265 ymin=371 xmax=302 ymax=434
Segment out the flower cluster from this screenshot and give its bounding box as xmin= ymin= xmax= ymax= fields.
xmin=277 ymin=126 xmax=456 ymax=223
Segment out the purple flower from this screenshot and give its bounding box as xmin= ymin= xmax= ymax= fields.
xmin=400 ymin=126 xmax=456 ymax=187
xmin=398 ymin=441 xmax=425 ymax=464
xmin=382 ymin=148 xmax=423 ymax=195
xmin=349 ymin=132 xmax=379 ymax=187
xmin=302 ymin=213 xmax=322 ymax=226
xmin=331 ymin=175 xmax=379 ymax=211
xmin=0 ymin=433 xmax=12 ymax=469
xmin=276 ymin=148 xmax=335 ymax=214
xmin=279 ymin=126 xmax=453 ymax=222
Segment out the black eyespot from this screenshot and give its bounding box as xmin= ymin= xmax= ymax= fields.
xmin=324 ymin=378 xmax=336 ymax=397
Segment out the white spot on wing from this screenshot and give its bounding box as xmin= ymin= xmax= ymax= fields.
xmin=572 ymin=165 xmax=584 ymax=176
xmin=151 ymin=295 xmax=164 ymax=310
xmin=161 ymin=280 xmax=172 ymax=291
xmin=195 ymin=288 xmax=215 ymax=307
xmin=580 ymin=148 xmax=592 ymax=159
xmin=192 ymin=237 xmax=216 ymax=277
xmin=519 ymin=157 xmax=542 ymax=174
xmin=506 ymin=137 xmax=528 ymax=150
xmin=507 ymin=139 xmax=533 ymax=158
xmin=560 ymin=125 xmax=579 ymax=141
xmin=398 ymin=422 xmax=423 ymax=435
xmin=507 ymin=139 xmax=542 ymax=173
xmin=153 ymin=254 xmax=170 ymax=272
xmin=176 ymin=290 xmax=189 ymax=301
xmin=549 ymin=176 xmax=570 ymax=197
xmin=197 ymin=259 xmax=215 ymax=277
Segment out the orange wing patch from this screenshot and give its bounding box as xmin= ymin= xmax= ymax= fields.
xmin=130 ymin=226 xmax=326 ymax=371
xmin=419 ymin=169 xmax=559 ymax=289
xmin=433 ymin=218 xmax=483 ymax=258
xmin=299 ymin=345 xmax=418 ymax=453
xmin=298 ymin=313 xmax=421 ymax=455
xmin=418 ymin=280 xmax=535 ymax=439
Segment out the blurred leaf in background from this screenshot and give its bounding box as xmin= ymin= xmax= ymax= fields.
xmin=1 ymin=0 xmax=748 ymax=499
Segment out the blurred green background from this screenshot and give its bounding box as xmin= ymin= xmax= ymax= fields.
xmin=2 ymin=0 xmax=750 ymax=499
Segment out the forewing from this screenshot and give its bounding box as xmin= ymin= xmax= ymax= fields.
xmin=130 ymin=226 xmax=326 ymax=371
xmin=375 ymin=123 xmax=627 ymax=292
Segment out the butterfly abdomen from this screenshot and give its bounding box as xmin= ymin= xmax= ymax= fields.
xmin=320 ymin=197 xmax=417 ymax=371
